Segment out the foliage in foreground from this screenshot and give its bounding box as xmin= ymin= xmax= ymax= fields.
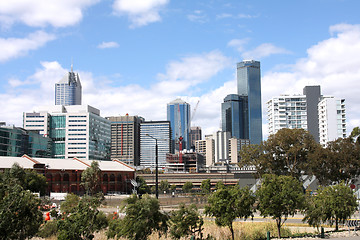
xmin=256 ymin=174 xmax=305 ymax=239
xmin=169 ymin=204 xmax=204 ymax=239
xmin=57 ymin=195 xmax=108 ymax=240
xmin=107 ymin=194 xmax=168 ymax=240
xmin=303 ymin=182 xmax=357 ymax=231
xmin=0 ymin=165 xmax=44 ymax=240
xmin=205 ymin=186 xmax=255 ymax=240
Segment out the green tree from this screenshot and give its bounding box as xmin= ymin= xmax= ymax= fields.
xmin=182 ymin=181 xmax=193 ymax=193
xmin=81 ymin=161 xmax=101 ymax=195
xmin=349 ymin=126 xmax=360 ymax=144
xmin=60 ymin=193 xmax=80 ymax=214
xmin=170 ymin=184 xmax=177 ymax=192
xmin=169 ymin=204 xmax=204 ymax=239
xmin=4 ymin=163 xmax=47 ymax=195
xmin=303 ymin=183 xmax=357 ymax=231
xmin=205 ymin=186 xmax=255 ymax=240
xmin=240 ymin=128 xmax=321 ymax=180
xmin=214 ymin=180 xmax=225 ymax=190
xmin=200 ymin=179 xmax=211 ymax=194
xmin=309 ymin=136 xmax=360 ymax=185
xmin=0 ymin=182 xmax=43 ymax=240
xmin=136 ymin=176 xmax=150 ymax=194
xmin=256 ymin=174 xmax=306 ymax=238
xmin=160 ymin=179 xmax=170 ymax=193
xmin=57 ymin=195 xmax=108 ymax=240
xmin=107 ymin=194 xmax=168 ymax=240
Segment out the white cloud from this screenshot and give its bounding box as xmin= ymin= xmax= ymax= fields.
xmin=242 ymin=43 xmax=291 ymax=60
xmin=187 ymin=10 xmax=208 ymax=23
xmin=112 ymin=0 xmax=169 ymax=28
xmin=0 ymin=31 xmax=56 ymax=62
xmin=1 ymin=50 xmax=232 ymax=137
xmin=228 ymin=38 xmax=250 ymax=52
xmin=97 ymin=41 xmax=120 ymax=49
xmin=262 ymin=23 xmax=360 ymax=136
xmin=155 ymin=50 xmax=232 ymax=94
xmin=0 ymin=0 xmax=99 ymax=28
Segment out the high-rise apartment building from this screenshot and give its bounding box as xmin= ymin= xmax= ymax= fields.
xmin=318 ymin=97 xmax=346 ymax=145
xmin=23 ymin=105 xmax=111 ymax=160
xmin=55 ymin=66 xmax=82 ymax=106
xmin=221 ymin=94 xmax=248 ymax=139
xmin=228 ymin=138 xmax=250 ymax=164
xmin=140 ymin=121 xmax=171 ymax=168
xmin=106 ymin=115 xmax=144 ymax=166
xmin=167 ymin=98 xmax=191 ymax=152
xmin=236 ymin=60 xmax=262 ymax=145
xmin=189 ymin=126 xmax=202 ymax=149
xmin=267 ymin=86 xmax=346 ymax=145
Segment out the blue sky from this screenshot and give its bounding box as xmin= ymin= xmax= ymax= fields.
xmin=1 ymin=0 xmax=360 ymax=138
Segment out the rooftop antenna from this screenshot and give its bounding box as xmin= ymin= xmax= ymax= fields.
xmin=71 ymin=58 xmax=73 ymax=72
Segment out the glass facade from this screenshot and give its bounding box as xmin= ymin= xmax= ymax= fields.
xmin=221 ymin=94 xmax=248 ymax=139
xmin=140 ymin=121 xmax=171 ymax=168
xmin=237 ymin=60 xmax=263 ymax=145
xmin=0 ymin=126 xmax=52 ymax=157
xmin=167 ymin=99 xmax=190 ymax=152
xmin=55 ymin=71 xmax=82 ymax=105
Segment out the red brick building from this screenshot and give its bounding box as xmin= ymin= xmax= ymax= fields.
xmin=0 ymin=155 xmax=135 ymax=195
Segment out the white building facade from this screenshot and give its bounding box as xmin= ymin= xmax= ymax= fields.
xmin=23 ymin=105 xmax=111 ymax=160
xmin=318 ymin=97 xmax=346 ymax=145
xmin=267 ymin=86 xmax=346 ymax=145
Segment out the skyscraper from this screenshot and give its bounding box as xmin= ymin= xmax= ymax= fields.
xmin=221 ymin=94 xmax=248 ymax=139
xmin=55 ymin=65 xmax=82 ymax=106
xmin=106 ymin=115 xmax=144 ymax=166
xmin=237 ymin=60 xmax=263 ymax=145
xmin=167 ymin=98 xmax=191 ymax=152
xmin=140 ymin=121 xmax=171 ymax=168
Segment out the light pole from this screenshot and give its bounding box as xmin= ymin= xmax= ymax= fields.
xmin=146 ymin=134 xmax=159 ymax=199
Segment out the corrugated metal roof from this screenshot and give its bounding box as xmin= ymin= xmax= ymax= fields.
xmin=0 ymin=156 xmax=134 ymax=172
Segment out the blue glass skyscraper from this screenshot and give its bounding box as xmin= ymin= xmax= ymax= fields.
xmin=237 ymin=60 xmax=263 ymax=145
xmin=167 ymin=98 xmax=191 ymax=152
xmin=221 ymin=94 xmax=248 ymax=139
xmin=55 ymin=65 xmax=82 ymax=105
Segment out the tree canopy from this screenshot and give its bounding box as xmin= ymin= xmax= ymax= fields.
xmin=205 ymin=186 xmax=255 ymax=240
xmin=256 ymin=174 xmax=306 ymax=238
xmin=169 ymin=204 xmax=203 ymax=239
xmin=303 ymin=183 xmax=357 ymax=231
xmin=107 ymin=194 xmax=168 ymax=240
xmin=0 ymin=167 xmax=44 ymax=240
xmin=240 ymin=128 xmax=321 ymax=180
xmin=182 ymin=181 xmax=193 ymax=193
xmin=81 ymin=161 xmax=101 ymax=195
xmin=200 ymin=179 xmax=211 ymax=194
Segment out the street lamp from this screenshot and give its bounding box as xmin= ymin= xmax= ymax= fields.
xmin=146 ymin=134 xmax=159 ymax=199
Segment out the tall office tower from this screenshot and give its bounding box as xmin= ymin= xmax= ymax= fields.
xmin=189 ymin=126 xmax=202 ymax=149
xmin=267 ymin=86 xmax=346 ymax=145
xmin=55 ymin=65 xmax=82 ymax=105
xmin=221 ymin=94 xmax=248 ymax=139
xmin=237 ymin=60 xmax=262 ymax=145
xmin=140 ymin=121 xmax=171 ymax=168
xmin=167 ymin=98 xmax=191 ymax=152
xmin=106 ymin=115 xmax=144 ymax=166
xmin=318 ymin=97 xmax=346 ymax=146
xmin=23 ymin=105 xmax=111 ymax=160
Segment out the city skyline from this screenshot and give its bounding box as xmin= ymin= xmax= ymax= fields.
xmin=1 ymin=1 xmax=360 ymax=139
